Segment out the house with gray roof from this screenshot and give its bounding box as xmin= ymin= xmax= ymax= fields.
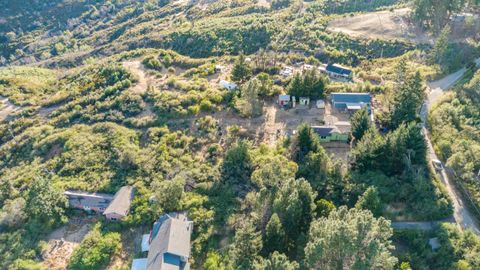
xmin=103 ymin=186 xmax=135 ymax=221
xmin=132 ymin=212 xmax=193 ymax=270
xmin=312 ymin=126 xmax=349 ymax=143
xmin=64 ymin=185 xmax=134 ymax=221
xmin=64 ymin=190 xmax=114 ymax=213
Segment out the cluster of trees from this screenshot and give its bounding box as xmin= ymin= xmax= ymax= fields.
xmin=287 ymin=69 xmax=328 ymax=99
xmin=413 ymin=0 xmax=466 ymax=32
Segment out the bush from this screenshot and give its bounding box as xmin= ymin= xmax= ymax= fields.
xmin=68 ymin=224 xmax=121 ymax=270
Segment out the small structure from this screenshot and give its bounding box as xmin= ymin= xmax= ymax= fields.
xmin=219 ymin=80 xmax=238 ymax=90
xmin=103 ymin=186 xmax=135 ymax=221
xmin=331 ymin=92 xmax=371 ymax=113
xmin=321 ymin=64 xmax=353 ymax=79
xmin=278 ymin=94 xmax=291 ymax=107
xmin=299 ymin=97 xmax=310 ymax=106
xmin=64 ymin=190 xmax=114 ymax=213
xmin=132 ymin=212 xmax=193 ymax=270
xmin=214 ymin=65 xmax=224 ymax=72
xmin=316 ymin=99 xmax=325 ymax=109
xmin=312 ymin=126 xmax=349 ymax=143
xmin=280 ymin=66 xmax=294 ymax=77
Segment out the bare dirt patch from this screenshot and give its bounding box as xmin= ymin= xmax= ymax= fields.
xmin=42 ymin=216 xmax=97 ymax=270
xmin=328 ymin=8 xmax=432 ymax=44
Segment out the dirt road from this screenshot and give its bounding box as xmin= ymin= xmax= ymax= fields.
xmin=421 ymin=58 xmax=480 ymax=234
xmin=123 ymin=61 xmax=149 ymax=95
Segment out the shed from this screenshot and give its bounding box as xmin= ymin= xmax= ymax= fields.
xmin=219 ymin=80 xmax=238 ymax=90
xmin=278 ymin=94 xmax=291 ymax=106
xmin=316 ymin=99 xmax=325 ymax=109
xmin=331 ymin=93 xmax=371 ymax=112
xmin=312 ymin=126 xmax=349 ymax=143
xmin=103 ymin=186 xmax=135 ymax=221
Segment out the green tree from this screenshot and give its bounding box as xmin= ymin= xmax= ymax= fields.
xmin=153 ymin=175 xmax=185 ymax=212
xmin=230 ymin=221 xmax=263 ymax=270
xmin=234 ymin=78 xmax=263 ymax=118
xmin=297 ymin=147 xmax=330 ymax=194
xmin=315 ymin=199 xmax=336 ymax=217
xmin=390 ymin=71 xmax=425 ymax=128
xmin=231 ymin=54 xmax=252 ymax=83
xmin=261 ymin=252 xmax=299 ymax=270
xmin=222 ymin=140 xmax=253 ymax=188
xmin=264 ymin=213 xmax=286 ymax=255
xmin=272 ymin=178 xmax=316 ymax=256
xmin=355 ymin=186 xmax=382 ymax=217
xmin=304 ymin=207 xmax=397 ymax=270
xmin=291 ymin=123 xmax=321 ymax=163
xmin=257 ymin=72 xmax=273 ymax=96
xmin=351 ymin=108 xmax=371 ymax=141
xmin=287 ymin=69 xmax=326 ymax=99
xmin=25 ymin=176 xmax=67 ymax=225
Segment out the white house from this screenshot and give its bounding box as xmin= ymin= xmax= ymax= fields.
xmin=316 ymin=99 xmax=325 ymax=109
xmin=299 ymin=97 xmax=310 ymax=106
xmin=278 ymin=94 xmax=291 ymax=106
xmin=280 ymin=66 xmax=294 ymax=77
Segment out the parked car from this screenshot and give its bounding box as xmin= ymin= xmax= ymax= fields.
xmin=432 ymin=159 xmax=443 ymax=171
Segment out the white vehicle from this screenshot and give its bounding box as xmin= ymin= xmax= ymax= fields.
xmin=432 ymin=159 xmax=443 ymax=171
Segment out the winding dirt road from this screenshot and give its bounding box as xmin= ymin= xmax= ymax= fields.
xmin=421 ymin=58 xmax=480 ymax=234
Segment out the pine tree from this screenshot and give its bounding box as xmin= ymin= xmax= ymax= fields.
xmin=264 ymin=213 xmax=286 ymax=255
xmin=231 ymin=54 xmax=252 ymax=83
xmin=350 ymin=108 xmax=371 ymax=142
xmin=355 ymin=186 xmax=382 ymax=217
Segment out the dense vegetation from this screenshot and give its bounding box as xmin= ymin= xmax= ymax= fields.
xmin=1 ymin=0 xmax=480 ymax=269
xmin=430 ymin=68 xmax=480 ymax=218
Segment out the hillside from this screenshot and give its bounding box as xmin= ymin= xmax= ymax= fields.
xmin=1 ymin=0 xmax=480 ymax=270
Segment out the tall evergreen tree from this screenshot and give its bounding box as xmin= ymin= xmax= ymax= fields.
xmin=350 ymin=108 xmax=371 ymax=142
xmin=231 ymin=54 xmax=252 ymax=83
xmin=390 ymin=71 xmax=425 ymax=129
xmin=264 ymin=213 xmax=287 ymax=255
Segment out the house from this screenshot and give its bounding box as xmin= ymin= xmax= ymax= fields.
xmin=316 ymin=99 xmax=325 ymax=109
xmin=64 ymin=190 xmax=114 ymax=213
xmin=219 ymin=80 xmax=237 ymax=90
xmin=312 ymin=126 xmax=349 ymax=143
xmin=103 ymin=186 xmax=135 ymax=221
xmin=132 ymin=212 xmax=193 ymax=270
xmin=299 ymin=97 xmax=310 ymax=106
xmin=321 ymin=64 xmax=353 ymax=79
xmin=331 ymin=92 xmax=371 ymax=113
xmin=280 ymin=66 xmax=294 ymax=77
xmin=278 ymin=94 xmax=291 ymax=107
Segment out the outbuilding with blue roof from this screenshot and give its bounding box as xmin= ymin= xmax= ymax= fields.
xmin=331 ymin=92 xmax=372 ymax=113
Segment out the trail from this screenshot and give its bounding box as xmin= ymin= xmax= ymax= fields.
xmin=122 ymin=61 xmax=155 ymax=118
xmin=0 ymin=96 xmax=20 ymax=121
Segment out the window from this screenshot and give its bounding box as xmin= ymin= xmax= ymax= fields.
xmin=111 ymin=217 xmax=117 ymax=221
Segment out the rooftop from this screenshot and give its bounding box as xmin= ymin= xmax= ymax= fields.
xmin=312 ymin=126 xmax=342 ymax=137
xmin=103 ymin=186 xmax=134 ymax=217
xmin=326 ymin=64 xmax=352 ymax=76
xmin=331 ymin=92 xmax=371 ymax=104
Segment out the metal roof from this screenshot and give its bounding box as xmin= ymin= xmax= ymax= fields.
xmin=312 ymin=126 xmax=341 ymax=137
xmin=103 ymin=186 xmax=134 ymax=217
xmin=331 ymin=92 xmax=371 ymax=104
xmin=326 ymin=64 xmax=352 ymax=76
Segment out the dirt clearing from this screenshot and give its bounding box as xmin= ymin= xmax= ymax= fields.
xmin=328 ymin=8 xmax=432 ymax=44
xmin=42 ymin=217 xmax=97 ymax=269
